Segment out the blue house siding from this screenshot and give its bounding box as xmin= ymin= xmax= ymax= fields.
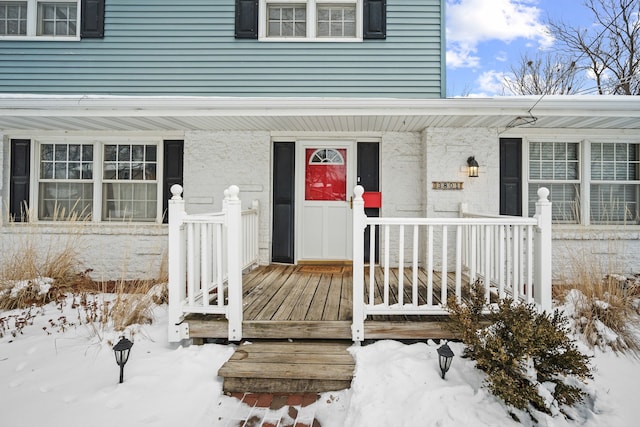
xmin=0 ymin=0 xmax=444 ymax=98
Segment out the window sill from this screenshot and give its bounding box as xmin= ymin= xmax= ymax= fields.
xmin=258 ymin=36 xmax=363 ymax=42
xmin=0 ymin=35 xmax=80 ymax=41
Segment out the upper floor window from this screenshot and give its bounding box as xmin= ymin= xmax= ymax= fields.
xmin=0 ymin=0 xmax=79 ymax=39
xmin=261 ymin=0 xmax=361 ymax=41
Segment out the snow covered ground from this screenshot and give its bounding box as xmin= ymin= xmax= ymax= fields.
xmin=1 ymin=297 xmax=638 ymax=427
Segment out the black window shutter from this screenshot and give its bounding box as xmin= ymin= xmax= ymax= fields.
xmin=10 ymin=139 xmax=31 ymax=222
xmin=235 ymin=0 xmax=258 ymax=39
xmin=500 ymin=138 xmax=523 ymax=216
xmin=163 ymin=140 xmax=184 ymax=224
xmin=363 ymin=0 xmax=386 ymax=39
xmin=80 ymin=0 xmax=105 ymax=38
xmin=271 ymin=142 xmax=295 ymax=264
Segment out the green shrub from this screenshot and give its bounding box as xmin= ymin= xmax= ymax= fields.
xmin=448 ymin=282 xmax=592 ymax=417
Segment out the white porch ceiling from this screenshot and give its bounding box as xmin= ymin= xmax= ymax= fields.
xmin=0 ymin=95 xmax=639 ymax=133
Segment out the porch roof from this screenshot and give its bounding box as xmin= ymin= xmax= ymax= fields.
xmin=0 ymin=94 xmax=639 ymax=133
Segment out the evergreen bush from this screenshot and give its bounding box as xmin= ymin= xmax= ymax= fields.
xmin=448 ymin=281 xmax=592 ymax=416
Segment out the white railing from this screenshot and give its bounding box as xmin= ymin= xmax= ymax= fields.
xmin=351 ymin=186 xmax=552 ymax=341
xmin=167 ymin=184 xmax=259 ymax=342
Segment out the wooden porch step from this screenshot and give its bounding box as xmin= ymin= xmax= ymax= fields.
xmin=219 ymin=340 xmax=354 ymax=393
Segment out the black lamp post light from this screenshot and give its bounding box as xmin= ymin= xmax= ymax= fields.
xmin=113 ymin=337 xmax=133 ymax=384
xmin=437 ymin=342 xmax=454 ymax=380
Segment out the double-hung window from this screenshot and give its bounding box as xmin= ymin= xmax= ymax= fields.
xmin=527 ymin=140 xmax=640 ymax=225
xmin=261 ymin=0 xmax=361 ymax=40
xmin=35 ymin=140 xmax=161 ymax=223
xmin=39 ymin=143 xmax=93 ymax=220
xmin=590 ymin=142 xmax=640 ymax=224
xmin=528 ymin=141 xmax=580 ymax=223
xmin=0 ymin=0 xmax=79 ymax=38
xmin=102 ymin=144 xmax=158 ymax=222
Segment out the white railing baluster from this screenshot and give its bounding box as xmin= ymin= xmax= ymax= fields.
xmin=455 ymin=225 xmax=462 ymax=304
xmin=216 ymin=223 xmax=223 ymax=308
xmin=201 ymin=223 xmax=210 ymax=307
xmin=498 ymin=225 xmax=506 ymax=299
xmin=412 ymin=225 xmax=419 ymax=306
xmin=427 ymin=225 xmax=433 ymax=306
xmin=470 ymin=225 xmax=477 ymax=282
xmin=527 ymin=224 xmax=533 ymax=303
xmin=441 ymin=225 xmax=448 ymax=306
xmin=398 ymin=225 xmax=404 ymax=306
xmin=369 ymin=224 xmax=375 ymax=305
xmin=383 ymin=224 xmax=390 ymax=306
xmin=187 ymin=223 xmax=196 ymax=307
xmin=512 ymin=225 xmax=520 ymax=301
xmin=484 ymin=224 xmax=491 ymax=304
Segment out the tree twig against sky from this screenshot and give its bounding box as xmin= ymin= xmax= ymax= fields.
xmin=548 ymin=0 xmax=640 ymax=95
xmin=503 ymin=53 xmax=585 ymax=95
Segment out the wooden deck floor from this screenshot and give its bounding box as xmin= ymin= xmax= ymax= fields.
xmin=185 ymin=264 xmax=472 ymax=340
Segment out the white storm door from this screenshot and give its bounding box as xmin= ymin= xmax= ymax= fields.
xmin=297 ymin=142 xmax=354 ymax=261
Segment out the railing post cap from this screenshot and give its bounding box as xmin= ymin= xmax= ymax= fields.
xmin=227 ymin=185 xmax=240 ymax=201
xmin=354 ymin=185 xmax=364 ymax=198
xmin=537 ymin=187 xmax=550 ymax=202
xmin=170 ymin=184 xmax=183 ymax=199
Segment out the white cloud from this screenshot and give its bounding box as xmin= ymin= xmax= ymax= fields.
xmin=477 ymin=70 xmax=507 ymax=95
xmin=496 ymin=51 xmax=509 ymax=62
xmin=446 ymin=0 xmax=553 ymax=69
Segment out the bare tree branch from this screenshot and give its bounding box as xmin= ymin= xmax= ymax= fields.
xmin=548 ymin=0 xmax=640 ymax=95
xmin=503 ymin=53 xmax=584 ymax=95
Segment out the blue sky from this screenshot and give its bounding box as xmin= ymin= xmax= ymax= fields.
xmin=446 ymin=0 xmax=593 ymax=97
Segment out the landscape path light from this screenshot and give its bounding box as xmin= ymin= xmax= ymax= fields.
xmin=113 ymin=336 xmax=133 ymax=384
xmin=437 ymin=342 xmax=454 ymax=379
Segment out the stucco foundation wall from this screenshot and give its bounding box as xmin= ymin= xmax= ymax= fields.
xmin=183 ymin=131 xmax=272 ymax=265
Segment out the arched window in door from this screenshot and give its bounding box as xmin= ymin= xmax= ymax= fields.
xmin=305 ymin=148 xmax=347 ymax=200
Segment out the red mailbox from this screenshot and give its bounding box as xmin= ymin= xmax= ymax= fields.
xmin=362 ymin=192 xmax=382 ymax=208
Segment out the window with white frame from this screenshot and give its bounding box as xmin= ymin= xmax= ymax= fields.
xmin=590 ymin=142 xmax=639 ymax=224
xmin=39 ymin=143 xmax=93 ymax=220
xmin=0 ymin=0 xmax=78 ymax=38
xmin=102 ymin=144 xmax=157 ymax=222
xmin=262 ymin=0 xmax=360 ymax=40
xmin=36 ymin=140 xmax=161 ymax=222
xmin=527 ymin=140 xmax=640 ymax=225
xmin=528 ymin=141 xmax=580 ymax=223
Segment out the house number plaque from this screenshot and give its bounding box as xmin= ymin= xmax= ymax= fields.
xmin=432 ymin=181 xmax=464 ymax=190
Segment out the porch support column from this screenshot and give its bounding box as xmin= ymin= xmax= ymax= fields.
xmin=352 ymin=185 xmax=367 ymax=342
xmin=533 ymin=187 xmax=552 ymax=312
xmin=168 ymin=184 xmax=188 ymax=342
xmin=225 ymin=185 xmax=243 ymax=341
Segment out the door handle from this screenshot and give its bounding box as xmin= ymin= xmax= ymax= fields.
xmin=350 ymin=196 xmax=353 ymax=209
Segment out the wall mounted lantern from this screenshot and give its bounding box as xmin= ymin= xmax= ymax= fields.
xmin=437 ymin=342 xmax=454 ymax=379
xmin=467 ymin=156 xmax=479 ymax=177
xmin=113 ymin=337 xmax=133 ymax=384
